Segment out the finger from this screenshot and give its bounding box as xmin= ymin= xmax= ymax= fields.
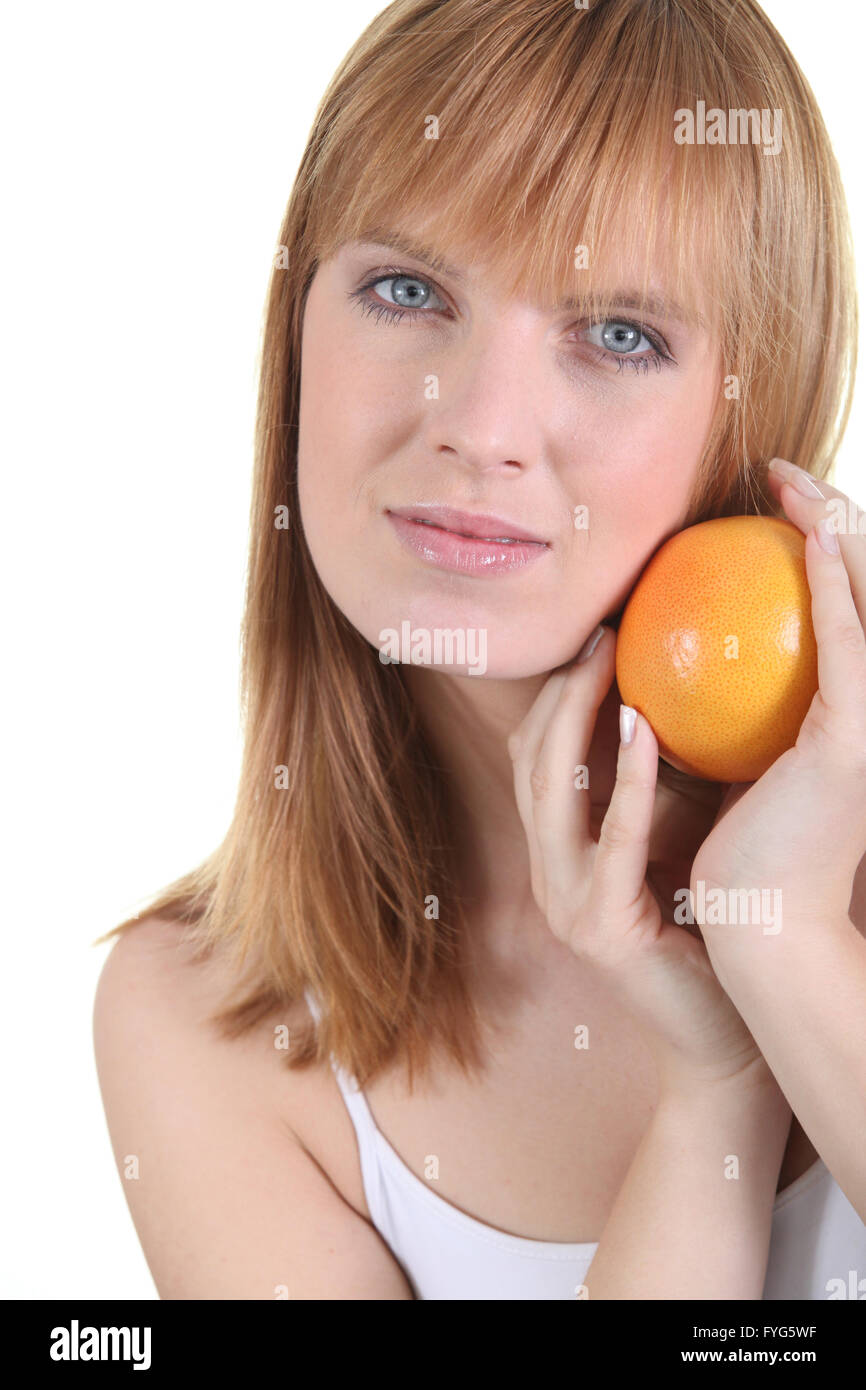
xmin=767 ymin=459 xmax=866 ymax=626
xmin=507 ymin=668 xmax=568 ymax=765
xmin=528 ymin=628 xmax=616 ymax=894
xmin=506 ymin=625 xmax=606 ymax=802
xmin=508 ymin=626 xmax=612 ymax=915
xmin=508 ymin=671 xmax=570 ymax=910
xmin=802 ymin=519 xmax=866 ymax=735
xmin=592 ymin=706 xmax=660 ymax=932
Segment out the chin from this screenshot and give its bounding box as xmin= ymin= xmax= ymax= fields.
xmin=360 ymin=615 xmax=563 ymax=682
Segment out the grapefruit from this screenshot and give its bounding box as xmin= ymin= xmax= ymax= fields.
xmin=614 ymin=516 xmax=819 ymax=783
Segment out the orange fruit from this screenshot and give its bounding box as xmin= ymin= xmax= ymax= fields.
xmin=614 ymin=516 xmax=819 ymax=783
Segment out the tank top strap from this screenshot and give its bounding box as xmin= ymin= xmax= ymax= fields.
xmin=303 ymin=986 xmax=387 ymax=1227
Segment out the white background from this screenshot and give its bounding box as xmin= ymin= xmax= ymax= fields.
xmin=1 ymin=1 xmax=863 ymax=1298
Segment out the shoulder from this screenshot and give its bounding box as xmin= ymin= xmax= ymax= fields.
xmin=94 ymin=912 xmax=314 ymax=1027
xmin=94 ymin=914 xmax=197 ymax=1010
xmin=92 ymin=916 xmax=411 ymax=1298
xmin=93 ymin=915 xmax=314 ymax=1133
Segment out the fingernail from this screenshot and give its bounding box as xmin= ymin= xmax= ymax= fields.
xmin=576 ymin=623 xmax=605 ymax=663
xmin=620 ymin=704 xmax=636 ymax=746
xmin=816 ymin=517 xmax=840 ymax=554
xmin=769 ymin=457 xmax=824 ymax=500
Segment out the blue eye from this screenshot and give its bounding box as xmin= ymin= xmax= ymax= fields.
xmin=587 ymin=321 xmax=650 ymax=354
xmin=584 ymin=318 xmax=674 ymax=373
xmin=348 ymin=270 xmax=445 ymax=324
xmin=347 ymin=270 xmax=675 ymax=373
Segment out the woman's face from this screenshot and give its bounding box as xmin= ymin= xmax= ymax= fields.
xmin=297 ymin=222 xmax=722 ymax=679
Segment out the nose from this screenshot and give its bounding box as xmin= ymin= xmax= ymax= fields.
xmin=423 ymin=311 xmax=546 ymax=479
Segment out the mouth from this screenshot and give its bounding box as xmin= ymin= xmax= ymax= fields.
xmin=385 ymin=505 xmax=551 ymax=576
xmin=386 ymin=505 xmax=550 ymax=545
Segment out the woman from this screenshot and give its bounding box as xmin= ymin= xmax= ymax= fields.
xmin=94 ymin=0 xmax=866 ymax=1299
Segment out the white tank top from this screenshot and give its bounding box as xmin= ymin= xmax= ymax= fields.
xmin=304 ymin=990 xmax=866 ymax=1300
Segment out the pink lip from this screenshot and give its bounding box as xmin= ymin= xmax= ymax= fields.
xmin=386 ymin=505 xmax=551 ymax=576
xmin=388 ymin=504 xmax=548 ymax=543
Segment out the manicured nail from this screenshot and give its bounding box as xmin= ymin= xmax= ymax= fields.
xmin=769 ymin=457 xmax=824 ymax=500
xmin=816 ymin=517 xmax=840 ymax=554
xmin=576 ymin=623 xmax=605 ymax=663
xmin=620 ymin=704 xmax=636 ymax=746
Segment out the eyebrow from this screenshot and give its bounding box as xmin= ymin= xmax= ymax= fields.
xmin=355 ymin=228 xmax=466 ymax=281
xmin=350 ymin=228 xmax=699 ymax=326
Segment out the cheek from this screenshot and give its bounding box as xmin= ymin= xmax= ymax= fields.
xmin=298 ymin=329 xmax=411 ymax=517
xmin=593 ymin=375 xmax=716 ymax=520
xmin=296 ymin=326 xmax=410 ymax=648
xmin=298 ymin=338 xmax=368 ymax=538
xmin=554 ymin=380 xmax=718 ymax=615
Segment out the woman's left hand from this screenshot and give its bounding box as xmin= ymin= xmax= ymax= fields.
xmin=686 ymin=459 xmax=866 ymax=949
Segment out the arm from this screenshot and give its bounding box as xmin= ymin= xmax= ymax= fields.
xmin=701 ymin=913 xmax=866 ymax=1222
xmin=582 ymin=1072 xmax=792 ymax=1300
xmin=685 ymin=468 xmax=866 ymax=1223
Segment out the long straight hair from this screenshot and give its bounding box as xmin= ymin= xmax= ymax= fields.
xmin=95 ymin=0 xmax=857 ymax=1091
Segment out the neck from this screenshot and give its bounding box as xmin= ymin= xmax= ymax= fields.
xmin=401 ymin=662 xmax=624 ymax=953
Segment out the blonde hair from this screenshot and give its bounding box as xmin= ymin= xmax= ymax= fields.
xmin=95 ymin=0 xmax=857 ymax=1090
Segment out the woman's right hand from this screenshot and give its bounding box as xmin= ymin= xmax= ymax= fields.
xmin=507 ymin=623 xmax=783 ymax=1097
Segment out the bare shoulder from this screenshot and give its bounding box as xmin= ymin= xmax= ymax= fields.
xmin=94 ymin=912 xmax=312 ymax=1027
xmin=93 ymin=914 xmax=312 ymax=1112
xmin=93 ymin=915 xmax=413 ymax=1299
